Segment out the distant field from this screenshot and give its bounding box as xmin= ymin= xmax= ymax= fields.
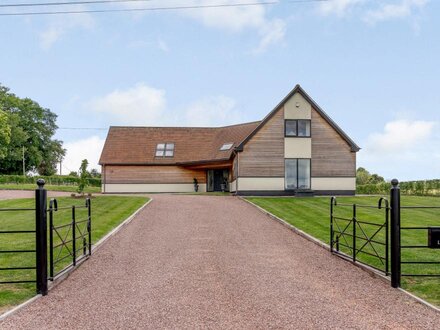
xmin=0 ymin=195 xmax=148 ymax=312
xmin=0 ymin=183 xmax=101 ymax=193
xmin=246 ymin=195 xmax=440 ymax=307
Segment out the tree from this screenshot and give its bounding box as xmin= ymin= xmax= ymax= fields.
xmin=356 ymin=167 xmax=371 ymax=185
xmin=69 ymin=171 xmax=78 ymax=177
xmin=77 ymin=159 xmax=89 ymax=194
xmin=0 ymin=109 xmax=11 ymax=160
xmin=356 ymin=167 xmax=385 ymax=185
xmin=90 ymin=168 xmax=101 ymax=178
xmin=0 ymin=85 xmax=65 ymax=175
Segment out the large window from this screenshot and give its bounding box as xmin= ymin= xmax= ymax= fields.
xmin=285 ymin=159 xmax=311 ymax=190
xmin=285 ymin=120 xmax=311 ymax=137
xmin=155 ymin=143 xmax=174 ymax=157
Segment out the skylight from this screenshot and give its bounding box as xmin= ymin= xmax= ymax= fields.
xmin=156 ymin=143 xmax=174 ymax=157
xmin=220 ymin=143 xmax=234 ymax=151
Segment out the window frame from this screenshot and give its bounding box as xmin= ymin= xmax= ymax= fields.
xmin=155 ymin=142 xmax=175 ymax=158
xmin=284 ymin=119 xmax=311 ymax=137
xmin=284 ymin=158 xmax=311 ymax=190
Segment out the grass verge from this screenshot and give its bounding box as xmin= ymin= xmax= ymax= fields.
xmin=0 ymin=195 xmax=148 ymax=313
xmin=0 ymin=184 xmax=101 ymax=194
xmin=246 ymin=195 xmax=440 ymax=307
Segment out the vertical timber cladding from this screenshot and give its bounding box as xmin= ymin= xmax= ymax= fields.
xmin=238 ymin=106 xmax=285 ymax=191
xmin=311 ymin=107 xmax=356 ymax=191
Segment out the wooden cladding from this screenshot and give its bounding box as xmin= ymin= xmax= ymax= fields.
xmin=311 ymin=108 xmax=356 ymax=177
xmin=238 ymin=107 xmax=285 ymax=177
xmin=104 ymin=165 xmax=206 ymax=184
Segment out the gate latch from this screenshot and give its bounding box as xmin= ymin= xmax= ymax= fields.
xmin=428 ymin=227 xmax=440 ymax=249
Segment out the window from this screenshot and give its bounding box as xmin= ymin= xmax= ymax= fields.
xmin=285 ymin=120 xmax=311 ymax=137
xmin=155 ymin=143 xmax=174 ymax=157
xmin=285 ymin=159 xmax=310 ymax=190
xmin=220 ymin=143 xmax=234 ymax=151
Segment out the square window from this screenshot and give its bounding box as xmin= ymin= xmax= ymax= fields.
xmin=298 ymin=120 xmax=311 ymax=137
xmin=155 ymin=143 xmax=174 ymax=157
xmin=285 ymin=120 xmax=297 ymax=136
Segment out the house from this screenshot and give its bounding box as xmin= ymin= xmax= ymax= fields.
xmin=99 ymin=85 xmax=360 ymax=195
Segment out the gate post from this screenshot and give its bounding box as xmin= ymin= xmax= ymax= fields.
xmin=35 ymin=179 xmax=48 ymax=295
xmin=390 ymin=179 xmax=401 ymax=288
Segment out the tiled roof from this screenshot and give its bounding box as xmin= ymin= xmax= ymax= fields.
xmin=99 ymin=121 xmax=260 ymax=165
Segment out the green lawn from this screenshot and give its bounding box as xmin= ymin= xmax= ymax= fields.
xmin=246 ymin=195 xmax=440 ymax=307
xmin=0 ymin=183 xmax=101 ymax=193
xmin=0 ymin=195 xmax=148 ymax=312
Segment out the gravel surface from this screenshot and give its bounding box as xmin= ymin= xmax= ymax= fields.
xmin=0 ymin=190 xmax=72 ymax=200
xmin=1 ymin=195 xmax=438 ymax=329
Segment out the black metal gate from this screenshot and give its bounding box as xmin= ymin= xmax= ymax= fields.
xmin=330 ymin=197 xmax=389 ymax=274
xmin=48 ymin=197 xmax=91 ymax=280
xmin=331 ymin=180 xmax=440 ymax=289
xmin=0 ymin=179 xmax=92 ymax=295
xmin=389 ymin=180 xmax=440 ymax=287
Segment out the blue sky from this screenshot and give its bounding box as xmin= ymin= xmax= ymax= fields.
xmin=1 ymin=0 xmax=439 ymax=180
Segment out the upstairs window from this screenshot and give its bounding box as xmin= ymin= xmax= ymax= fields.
xmin=155 ymin=143 xmax=174 ymax=157
xmin=285 ymin=120 xmax=311 ymax=137
xmin=220 ymin=143 xmax=234 ymax=151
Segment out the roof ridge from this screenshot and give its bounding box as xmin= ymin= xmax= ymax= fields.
xmin=108 ymin=120 xmax=261 ymax=130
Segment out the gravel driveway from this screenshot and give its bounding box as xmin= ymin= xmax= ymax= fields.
xmin=0 ymin=190 xmax=72 ymax=200
xmin=1 ymin=195 xmax=438 ymax=329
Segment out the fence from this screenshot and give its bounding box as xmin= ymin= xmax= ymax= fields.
xmin=331 ymin=179 xmax=440 ymax=288
xmin=330 ymin=197 xmax=389 ymax=275
xmin=0 ymin=179 xmax=92 ymax=295
xmin=0 ymin=175 xmax=101 ymax=187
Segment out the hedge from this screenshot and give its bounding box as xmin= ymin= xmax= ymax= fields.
xmin=357 ymin=179 xmax=440 ymax=196
xmin=0 ymin=175 xmax=101 ymax=187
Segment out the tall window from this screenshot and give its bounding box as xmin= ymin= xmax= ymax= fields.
xmin=285 ymin=120 xmax=311 ymax=137
xmin=155 ymin=143 xmax=174 ymax=157
xmin=285 ymin=159 xmax=310 ymax=190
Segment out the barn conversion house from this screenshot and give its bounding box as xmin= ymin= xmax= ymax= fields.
xmin=99 ymin=85 xmax=360 ymax=195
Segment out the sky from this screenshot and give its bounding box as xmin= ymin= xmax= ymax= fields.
xmin=0 ymin=0 xmax=439 ymax=181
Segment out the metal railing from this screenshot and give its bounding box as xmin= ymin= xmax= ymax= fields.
xmin=48 ymin=198 xmax=91 ymax=280
xmin=330 ymin=197 xmax=389 ymax=274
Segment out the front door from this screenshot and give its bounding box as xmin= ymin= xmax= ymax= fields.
xmin=207 ymin=169 xmax=229 ymax=192
xmin=213 ymin=170 xmax=224 ymax=191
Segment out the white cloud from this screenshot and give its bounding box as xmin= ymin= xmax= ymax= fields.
xmin=358 ymin=119 xmax=439 ymax=180
xmin=364 ymin=119 xmax=435 ymax=154
xmin=61 ymin=136 xmax=105 ymax=174
xmin=184 ymin=95 xmax=242 ymax=126
xmin=86 ymin=82 xmax=246 ymax=127
xmin=317 ymin=0 xmax=429 ymax=24
xmin=364 ymin=0 xmax=428 ymax=24
xmin=88 ymin=83 xmax=167 ymax=125
xmin=181 ymin=0 xmax=286 ymax=52
xmin=318 ymin=0 xmax=363 ymax=16
xmin=39 ymin=8 xmax=94 ymax=49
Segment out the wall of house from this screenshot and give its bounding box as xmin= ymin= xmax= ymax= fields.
xmin=102 ymin=165 xmax=206 ymax=193
xmin=311 ymin=108 xmax=356 ymax=178
xmin=236 ymin=91 xmax=356 ymax=195
xmin=238 ymin=106 xmax=285 ymax=178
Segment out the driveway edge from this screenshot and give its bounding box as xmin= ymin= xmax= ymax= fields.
xmin=240 ymin=197 xmax=440 ymax=313
xmin=0 ymin=198 xmax=153 ymax=321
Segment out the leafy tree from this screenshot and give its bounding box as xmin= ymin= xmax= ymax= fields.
xmin=0 ymin=85 xmax=65 ymax=175
xmin=68 ymin=171 xmax=78 ymax=177
xmin=0 ymin=109 xmax=11 ymax=160
xmin=356 ymin=167 xmax=385 ymax=185
xmin=90 ymin=168 xmax=101 ymax=178
xmin=356 ymin=167 xmax=371 ymax=185
xmin=77 ymin=159 xmax=89 ymax=194
xmin=369 ymin=173 xmax=385 ymax=184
